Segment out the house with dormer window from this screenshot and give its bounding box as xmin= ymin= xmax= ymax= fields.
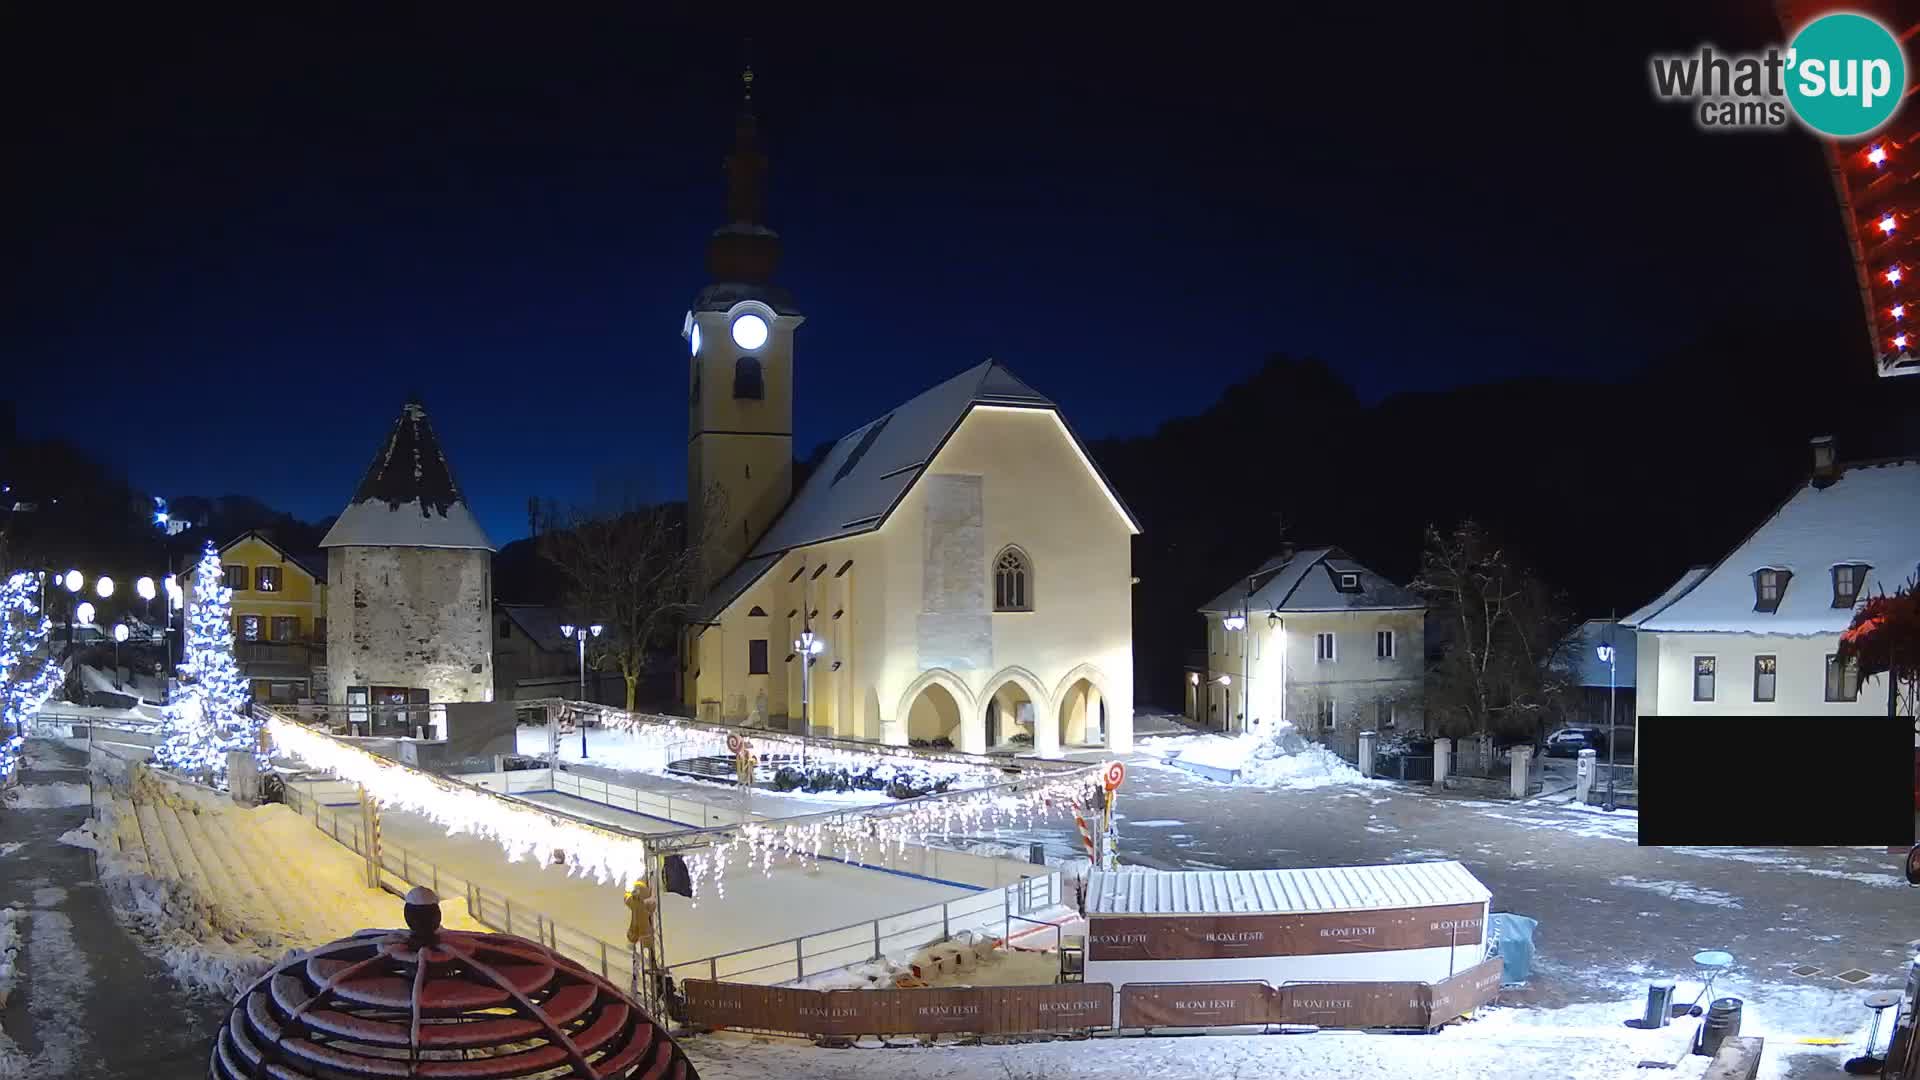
xmin=1189 ymin=546 xmax=1425 ymax=756
xmin=1623 ymin=437 xmax=1920 ymax=725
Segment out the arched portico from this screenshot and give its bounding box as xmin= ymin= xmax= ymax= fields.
xmin=893 ymin=668 xmax=980 ymax=752
xmin=980 ymin=666 xmax=1051 ymax=756
xmin=1051 ymin=663 xmax=1114 ymax=751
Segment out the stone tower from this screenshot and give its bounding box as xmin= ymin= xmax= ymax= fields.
xmin=320 ymin=400 xmax=494 ymax=710
xmin=686 ymin=67 xmax=805 ymax=594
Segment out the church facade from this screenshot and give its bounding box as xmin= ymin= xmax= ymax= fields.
xmin=678 ymin=78 xmax=1138 ymax=757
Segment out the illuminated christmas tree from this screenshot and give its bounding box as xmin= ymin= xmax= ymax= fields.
xmin=1 ymin=571 xmax=64 ymax=786
xmin=157 ymin=542 xmax=260 ymax=779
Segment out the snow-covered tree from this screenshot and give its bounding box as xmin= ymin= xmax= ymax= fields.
xmin=157 ymin=542 xmax=260 ymax=779
xmin=0 ymin=571 xmax=64 ymax=786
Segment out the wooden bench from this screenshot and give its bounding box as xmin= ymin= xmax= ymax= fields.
xmin=1701 ymin=1035 xmax=1763 ymax=1080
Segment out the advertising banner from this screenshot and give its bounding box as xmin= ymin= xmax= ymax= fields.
xmin=1088 ymin=902 xmax=1486 ymax=961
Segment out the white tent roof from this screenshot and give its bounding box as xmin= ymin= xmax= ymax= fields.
xmin=1086 ymin=861 xmax=1491 ymax=916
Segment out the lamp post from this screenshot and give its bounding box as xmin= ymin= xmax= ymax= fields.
xmin=1596 ymin=641 xmax=1618 ymax=812
xmin=559 ymin=623 xmax=602 ymax=759
xmin=1223 ymin=611 xmax=1247 ymax=734
xmin=795 ymin=628 xmax=825 ymax=765
xmin=62 ymin=569 xmax=82 ymax=653
xmin=113 ymin=623 xmax=128 ymax=690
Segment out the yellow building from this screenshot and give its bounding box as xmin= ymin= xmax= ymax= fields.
xmin=678 ymin=83 xmax=1139 ymax=756
xmin=184 ymin=530 xmax=328 ymax=705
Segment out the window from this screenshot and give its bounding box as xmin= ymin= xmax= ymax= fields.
xmin=256 ymin=566 xmax=281 ymax=592
xmin=1831 ymin=564 xmax=1871 ymax=608
xmin=271 ymin=616 xmax=297 ymax=642
xmin=1753 ymin=656 xmax=1777 ymax=702
xmin=1317 ymin=699 xmax=1336 ymax=730
xmin=1315 ymin=632 xmax=1336 ymax=662
xmin=994 ymin=547 xmax=1032 ymax=611
xmin=748 ymin=639 xmax=769 ymax=675
xmin=733 ymin=355 xmax=763 ymax=398
xmin=1693 ymin=656 xmax=1716 ymax=701
xmin=239 ymin=614 xmax=262 ymax=642
xmin=314 ymin=617 xmax=327 ymax=642
xmin=1376 ymin=699 xmax=1396 ymax=728
xmin=1337 ymin=572 xmax=1360 ymax=592
xmin=1375 ymin=629 xmax=1395 ymax=660
xmin=225 ymin=564 xmax=247 ymax=591
xmin=1826 ymin=653 xmax=1860 ymax=702
xmin=1752 ymin=569 xmax=1791 ymax=613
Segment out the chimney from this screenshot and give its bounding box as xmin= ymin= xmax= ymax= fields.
xmin=1810 ymin=435 xmax=1839 ymax=489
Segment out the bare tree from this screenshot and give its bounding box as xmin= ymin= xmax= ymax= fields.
xmin=538 ymin=486 xmax=727 ymax=712
xmin=1413 ymin=521 xmax=1576 ymax=746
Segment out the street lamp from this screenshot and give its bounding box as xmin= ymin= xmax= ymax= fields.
xmin=1596 ymin=641 xmax=1618 ymax=811
xmin=76 ymin=601 xmax=95 ymax=625
xmin=559 ymin=623 xmax=603 ymax=758
xmin=795 ymin=628 xmax=826 ymax=761
xmin=113 ymin=623 xmax=128 ymax=689
xmin=96 ymin=576 xmax=114 ymax=599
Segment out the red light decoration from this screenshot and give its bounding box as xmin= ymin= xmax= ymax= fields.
xmin=1869 ymin=144 xmax=1889 ymax=166
xmin=1895 ymin=334 xmax=1910 ymax=350
xmin=1881 ymin=214 xmax=1899 ymax=234
xmin=1888 ymin=266 xmax=1903 ymax=285
xmin=1894 ymin=305 xmax=1907 ymax=320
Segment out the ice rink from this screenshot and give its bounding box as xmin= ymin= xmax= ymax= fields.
xmin=317 ymin=786 xmax=977 ymax=974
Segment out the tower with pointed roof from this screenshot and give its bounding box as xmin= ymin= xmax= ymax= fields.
xmin=685 ymin=66 xmax=804 ymax=594
xmin=320 ymin=400 xmax=496 ymax=714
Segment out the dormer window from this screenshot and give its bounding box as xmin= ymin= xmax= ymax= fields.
xmin=1752 ymin=569 xmax=1791 ymax=613
xmin=1335 ymin=572 xmax=1361 ymax=593
xmin=1831 ymin=563 xmax=1871 ymax=609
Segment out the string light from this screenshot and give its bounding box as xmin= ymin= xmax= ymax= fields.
xmin=1869 ymin=145 xmax=1888 ymax=166
xmin=1888 ymin=266 xmax=1903 ymax=285
xmin=1893 ymin=305 xmax=1906 ymax=320
xmin=1896 ymin=334 xmax=1910 ymax=350
xmin=267 ymin=715 xmax=654 ymax=887
xmin=156 ymin=541 xmax=260 ymax=781
xmin=1881 ymin=214 xmax=1898 ymax=234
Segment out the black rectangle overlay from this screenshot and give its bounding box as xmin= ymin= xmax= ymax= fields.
xmin=1638 ymin=716 xmax=1914 ymax=847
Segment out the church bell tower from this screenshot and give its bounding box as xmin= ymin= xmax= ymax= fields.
xmin=687 ymin=66 xmax=803 ymax=595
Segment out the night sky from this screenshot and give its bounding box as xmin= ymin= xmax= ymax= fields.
xmin=10 ymin=4 xmax=1865 ymax=545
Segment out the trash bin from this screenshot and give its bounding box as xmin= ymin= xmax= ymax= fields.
xmin=1695 ymin=997 xmax=1743 ymax=1057
xmin=1643 ymin=982 xmax=1676 ymax=1028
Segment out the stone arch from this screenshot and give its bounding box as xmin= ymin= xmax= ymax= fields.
xmin=896 ymin=668 xmax=978 ymax=751
xmin=1051 ymin=663 xmax=1115 ymax=750
xmin=979 ymin=666 xmax=1050 ymax=751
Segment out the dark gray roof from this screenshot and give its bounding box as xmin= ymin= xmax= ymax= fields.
xmin=693 ymin=281 xmax=803 ymax=315
xmin=219 ymin=530 xmax=327 ymax=583
xmin=320 ymin=401 xmax=493 ymax=551
xmin=691 ymin=360 xmax=1140 ymax=624
xmin=1199 ymin=547 xmax=1424 ymax=615
xmin=497 ymin=604 xmax=573 ymax=652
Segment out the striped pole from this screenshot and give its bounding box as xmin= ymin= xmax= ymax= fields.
xmin=1072 ymin=800 xmax=1098 ymax=860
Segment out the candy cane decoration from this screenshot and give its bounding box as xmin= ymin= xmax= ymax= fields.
xmin=1072 ymin=799 xmax=1098 ymax=860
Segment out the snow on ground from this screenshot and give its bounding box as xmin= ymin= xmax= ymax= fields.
xmin=1613 ymin=877 xmax=1745 ymax=909
xmin=1136 ymin=726 xmax=1375 ymax=789
xmin=0 ymin=905 xmax=20 ymax=1007
xmin=0 ymin=843 xmax=22 ymax=860
xmin=680 ymin=971 xmax=1867 ymax=1080
xmin=1 ymin=781 xmax=90 ymax=809
xmin=62 ymin=766 xmax=482 ymax=998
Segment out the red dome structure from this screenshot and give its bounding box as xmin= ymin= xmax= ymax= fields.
xmin=211 ymin=888 xmax=695 ymax=1080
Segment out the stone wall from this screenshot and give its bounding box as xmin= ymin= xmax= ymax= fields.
xmin=326 ymin=546 xmax=492 ymax=704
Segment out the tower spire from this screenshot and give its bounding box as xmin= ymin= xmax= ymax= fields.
xmin=708 ymin=55 xmax=780 ymax=283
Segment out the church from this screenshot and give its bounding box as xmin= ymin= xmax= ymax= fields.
xmin=678 ymin=75 xmax=1138 ymax=757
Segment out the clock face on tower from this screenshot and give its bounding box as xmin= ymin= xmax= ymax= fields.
xmin=731 ymin=313 xmax=769 ymax=351
xmin=689 ymin=323 xmax=702 ymax=356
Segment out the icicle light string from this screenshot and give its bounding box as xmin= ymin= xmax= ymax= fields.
xmin=266 ymin=716 xmax=652 ymax=888
xmin=678 ymin=768 xmax=1101 ymax=903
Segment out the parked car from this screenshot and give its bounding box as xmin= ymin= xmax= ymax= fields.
xmin=1545 ymin=726 xmax=1608 ymax=757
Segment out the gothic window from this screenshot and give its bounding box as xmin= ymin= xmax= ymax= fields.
xmin=993 ymin=547 xmax=1032 ymax=611
xmin=733 ymin=356 xmax=764 ymax=399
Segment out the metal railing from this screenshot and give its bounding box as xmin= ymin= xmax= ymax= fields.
xmin=666 ymin=872 xmax=1059 ymax=986
xmin=280 ymin=781 xmax=639 ymax=989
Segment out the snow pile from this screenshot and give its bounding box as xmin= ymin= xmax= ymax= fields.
xmin=796 ymin=926 xmax=1069 ymax=992
xmin=1 ymin=782 xmax=91 ymax=809
xmin=1155 ymin=727 xmax=1375 ymax=789
xmin=0 ymin=905 xmax=22 ymax=1007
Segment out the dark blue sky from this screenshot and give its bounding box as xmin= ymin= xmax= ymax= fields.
xmin=10 ymin=4 xmax=1861 ymax=544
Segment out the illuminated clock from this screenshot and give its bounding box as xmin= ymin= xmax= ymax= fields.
xmin=689 ymin=323 xmax=702 ymax=356
xmin=731 ymin=313 xmax=769 ymax=350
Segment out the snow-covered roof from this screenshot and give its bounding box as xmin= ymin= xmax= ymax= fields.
xmin=1618 ymin=566 xmax=1710 ymax=629
xmin=1635 ymin=458 xmax=1920 ymax=636
xmin=1086 ymin=861 xmax=1490 ymax=916
xmin=320 ymin=401 xmax=494 ymax=551
xmin=217 ymin=530 xmax=328 ymax=582
xmin=692 ymin=360 xmax=1139 ymax=623
xmin=1199 ymin=547 xmax=1424 ymax=615
xmin=1557 ymin=619 xmax=1636 ymax=688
